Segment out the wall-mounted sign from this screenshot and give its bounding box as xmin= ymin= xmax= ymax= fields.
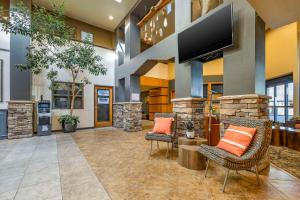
xmin=98 ymin=89 xmax=109 ymax=97
xmin=98 ymin=97 xmax=109 ymax=104
xmin=131 ymin=93 xmax=140 ymax=101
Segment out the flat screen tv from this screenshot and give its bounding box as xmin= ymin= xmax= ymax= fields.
xmin=178 ymin=4 xmax=233 ymax=63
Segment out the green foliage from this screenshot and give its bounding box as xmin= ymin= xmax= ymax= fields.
xmin=184 ymin=121 xmax=194 ymax=131
xmin=58 ymin=115 xmax=80 ymax=126
xmin=0 ymin=0 xmax=107 ymax=118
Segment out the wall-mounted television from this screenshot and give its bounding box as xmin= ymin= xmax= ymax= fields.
xmin=178 ymin=4 xmax=233 ymax=63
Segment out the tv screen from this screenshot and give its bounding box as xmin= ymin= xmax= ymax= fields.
xmin=178 ymin=4 xmax=233 ymax=63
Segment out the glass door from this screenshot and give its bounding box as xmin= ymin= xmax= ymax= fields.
xmin=94 ymin=86 xmax=113 ymax=127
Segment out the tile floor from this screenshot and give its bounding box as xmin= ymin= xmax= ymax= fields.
xmin=1 ymin=127 xmax=300 ymax=200
xmin=0 ymin=134 xmax=110 ymax=200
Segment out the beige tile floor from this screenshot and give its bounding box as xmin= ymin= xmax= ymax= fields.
xmin=72 ymin=127 xmax=300 ymax=200
xmin=1 ymin=126 xmax=300 ymax=200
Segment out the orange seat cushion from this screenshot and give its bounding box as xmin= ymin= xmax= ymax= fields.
xmin=217 ymin=125 xmax=257 ymax=157
xmin=152 ymin=117 xmax=174 ymax=135
xmin=295 ymin=124 xmax=300 ymax=129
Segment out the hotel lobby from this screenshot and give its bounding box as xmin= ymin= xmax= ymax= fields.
xmin=1 ymin=0 xmax=300 ymax=199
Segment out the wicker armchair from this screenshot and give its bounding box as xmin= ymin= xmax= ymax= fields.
xmin=145 ymin=113 xmax=177 ymax=157
xmin=198 ymin=117 xmax=272 ymax=192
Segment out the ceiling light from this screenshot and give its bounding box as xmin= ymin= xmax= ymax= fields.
xmin=109 ymin=15 xmax=114 ymax=20
xmin=114 ymin=0 xmax=122 ymax=3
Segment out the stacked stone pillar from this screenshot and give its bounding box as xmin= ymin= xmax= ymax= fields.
xmin=113 ymin=102 xmax=142 ymax=132
xmin=8 ymin=101 xmax=34 ymax=139
xmin=172 ymin=98 xmax=206 ymax=137
xmin=219 ymin=94 xmax=271 ymax=172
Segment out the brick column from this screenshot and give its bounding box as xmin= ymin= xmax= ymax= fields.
xmin=218 ymin=94 xmax=271 ymax=172
xmin=113 ymin=103 xmax=124 ymax=128
xmin=172 ymin=98 xmax=206 ymax=137
xmin=8 ymin=101 xmax=34 ymax=139
xmin=123 ymin=102 xmax=142 ymax=132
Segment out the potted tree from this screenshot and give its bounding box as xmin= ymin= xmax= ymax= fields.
xmin=185 ymin=121 xmax=195 ymax=139
xmin=0 ymin=1 xmax=106 ymax=132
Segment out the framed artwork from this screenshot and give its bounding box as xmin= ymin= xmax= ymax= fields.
xmin=0 ymin=59 xmax=3 ymax=102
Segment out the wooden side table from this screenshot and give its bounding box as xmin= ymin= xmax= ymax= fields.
xmin=178 ymin=137 xmax=208 ymax=146
xmin=177 ymin=137 xmax=208 ymax=170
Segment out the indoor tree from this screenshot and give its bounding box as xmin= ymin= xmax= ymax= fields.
xmin=0 ymin=1 xmax=107 ymax=132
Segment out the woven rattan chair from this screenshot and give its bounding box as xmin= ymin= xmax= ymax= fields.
xmin=198 ymin=117 xmax=272 ymax=192
xmin=145 ymin=113 xmax=177 ymax=158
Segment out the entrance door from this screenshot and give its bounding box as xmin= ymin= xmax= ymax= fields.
xmin=94 ymin=86 xmax=113 ymax=127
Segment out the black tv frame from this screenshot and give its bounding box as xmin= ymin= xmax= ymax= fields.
xmin=178 ymin=3 xmax=234 ymax=64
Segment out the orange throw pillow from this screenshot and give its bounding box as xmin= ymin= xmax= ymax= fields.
xmin=295 ymin=124 xmax=300 ymax=129
xmin=152 ymin=117 xmax=174 ymax=135
xmin=217 ymin=125 xmax=257 ymax=157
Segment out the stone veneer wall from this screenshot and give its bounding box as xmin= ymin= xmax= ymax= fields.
xmin=113 ymin=102 xmax=142 ymax=132
xmin=113 ymin=103 xmax=124 ymax=128
xmin=8 ymin=101 xmax=34 ymax=139
xmin=123 ymin=102 xmax=143 ymax=132
xmin=172 ymin=98 xmax=206 ymax=137
xmin=218 ymin=94 xmax=271 ymax=172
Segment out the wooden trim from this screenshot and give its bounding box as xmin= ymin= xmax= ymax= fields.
xmin=94 ymin=85 xmax=113 ymax=128
xmin=137 ymin=0 xmax=172 ymax=27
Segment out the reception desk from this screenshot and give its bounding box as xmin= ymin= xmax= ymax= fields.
xmin=272 ymin=127 xmax=300 ymax=151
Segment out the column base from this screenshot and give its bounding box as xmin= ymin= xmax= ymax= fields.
xmin=8 ymin=101 xmax=34 ymax=139
xmin=172 ymin=97 xmax=206 ymax=137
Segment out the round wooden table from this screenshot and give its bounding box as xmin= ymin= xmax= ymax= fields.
xmin=178 ymin=137 xmax=208 ymax=170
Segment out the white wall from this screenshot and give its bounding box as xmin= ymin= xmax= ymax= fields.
xmin=32 ymin=46 xmax=115 ymax=130
xmin=0 ymin=24 xmax=10 ymax=110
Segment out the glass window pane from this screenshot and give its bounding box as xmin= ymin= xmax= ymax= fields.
xmin=276 ymin=107 xmax=285 ymax=123
xmin=268 ymin=107 xmax=274 ymax=121
xmin=288 ymin=108 xmax=294 ymax=120
xmin=267 ymin=87 xmax=274 ymax=106
xmin=97 ymin=89 xmax=110 ymax=122
xmin=275 ymin=85 xmax=285 ymax=106
xmin=287 ymin=82 xmax=293 ymax=107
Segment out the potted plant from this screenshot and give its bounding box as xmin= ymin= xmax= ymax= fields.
xmin=58 ymin=115 xmax=80 ymax=133
xmin=185 ymin=121 xmax=195 ymax=139
xmin=0 ymin=1 xmax=106 ymax=132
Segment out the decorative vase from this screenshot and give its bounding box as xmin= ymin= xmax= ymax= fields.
xmin=186 ymin=131 xmax=195 ymax=139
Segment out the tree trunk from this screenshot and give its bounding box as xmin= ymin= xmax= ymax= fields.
xmin=70 ymin=81 xmax=75 ymax=116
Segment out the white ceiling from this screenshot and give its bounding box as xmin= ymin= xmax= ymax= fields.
xmin=33 ymin=0 xmax=139 ymax=31
xmin=248 ymin=0 xmax=300 ymax=29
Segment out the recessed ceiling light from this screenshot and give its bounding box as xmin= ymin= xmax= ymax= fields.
xmin=114 ymin=0 xmax=122 ymax=3
xmin=109 ymin=15 xmax=114 ymax=20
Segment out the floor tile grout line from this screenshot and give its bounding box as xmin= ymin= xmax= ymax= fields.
xmin=266 ymin=177 xmax=293 ymax=200
xmin=13 ymin=137 xmax=41 ymax=200
xmin=55 ymin=134 xmax=64 ymax=200
xmin=58 ymin=133 xmax=112 ymax=200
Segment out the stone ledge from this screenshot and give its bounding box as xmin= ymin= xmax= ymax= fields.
xmin=113 ymin=102 xmax=142 ymax=104
xmin=218 ymin=94 xmax=271 ymax=100
xmin=8 ymin=100 xmax=35 ymax=104
xmin=171 ymin=97 xmax=207 ymax=102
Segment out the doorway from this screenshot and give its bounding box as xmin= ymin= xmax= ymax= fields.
xmin=94 ymin=86 xmax=113 ymax=127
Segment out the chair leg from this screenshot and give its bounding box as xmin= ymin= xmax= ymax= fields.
xmin=222 ymin=169 xmax=230 ymax=192
xmin=157 ymin=141 xmax=159 ymax=149
xmin=166 ymin=142 xmax=169 ymax=158
xmin=171 ymin=142 xmax=174 ymax=157
xmin=204 ymin=159 xmax=210 ymax=178
xmin=255 ymin=164 xmax=260 ymax=186
xmin=149 ymin=140 xmax=153 ymax=156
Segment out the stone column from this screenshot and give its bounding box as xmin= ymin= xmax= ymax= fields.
xmin=8 ymin=101 xmax=34 ymax=139
xmin=219 ymin=94 xmax=271 ymax=172
xmin=123 ymin=102 xmax=142 ymax=132
xmin=113 ymin=103 xmax=124 ymax=128
xmin=172 ymin=98 xmax=206 ymax=137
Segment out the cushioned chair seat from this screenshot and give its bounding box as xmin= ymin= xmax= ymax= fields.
xmin=145 ymin=133 xmax=173 ymax=142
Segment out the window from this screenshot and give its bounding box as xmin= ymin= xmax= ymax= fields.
xmin=81 ymin=31 xmax=93 ymax=43
xmin=266 ymin=75 xmax=293 ymax=123
xmin=0 ymin=59 xmax=3 ymax=102
xmin=52 ymin=82 xmax=84 ymax=109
